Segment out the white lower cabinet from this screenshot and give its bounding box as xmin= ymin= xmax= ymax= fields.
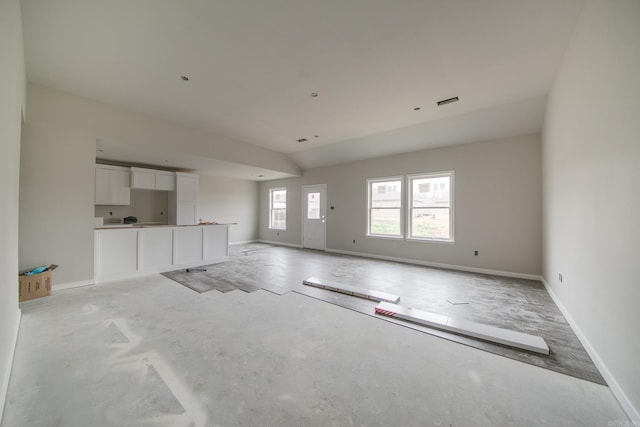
xmin=174 ymin=227 xmax=203 ymax=265
xmin=204 ymin=226 xmax=229 ymax=260
xmin=138 ymin=228 xmax=174 ymax=270
xmin=95 ymin=225 xmax=228 ymax=283
xmin=95 ymin=229 xmax=138 ymax=278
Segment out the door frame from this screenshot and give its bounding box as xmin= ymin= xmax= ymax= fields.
xmin=302 ymin=184 xmax=327 ymax=251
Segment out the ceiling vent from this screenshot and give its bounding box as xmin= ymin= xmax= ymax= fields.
xmin=437 ymin=96 xmax=459 ymax=106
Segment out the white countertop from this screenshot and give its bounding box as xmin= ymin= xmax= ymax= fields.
xmin=95 ymin=223 xmax=235 ymax=230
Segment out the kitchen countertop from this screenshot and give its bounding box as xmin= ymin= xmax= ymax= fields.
xmin=95 ymin=223 xmax=236 ymax=230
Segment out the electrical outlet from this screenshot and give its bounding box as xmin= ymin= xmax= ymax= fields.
xmin=474 ymin=250 xmax=478 ymax=256
xmin=559 ymin=273 xmax=563 ymax=283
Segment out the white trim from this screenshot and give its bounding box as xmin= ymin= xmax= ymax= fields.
xmin=541 ymin=277 xmax=640 ymax=425
xmin=53 ymin=279 xmax=95 ymax=291
xmin=1 ymin=309 xmax=21 ymax=422
xmin=229 ymin=240 xmax=258 ymax=246
xmin=257 ymin=239 xmax=303 ymax=249
xmin=326 ymin=248 xmax=542 ymax=281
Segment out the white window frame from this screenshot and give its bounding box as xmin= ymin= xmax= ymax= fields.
xmin=269 ymin=187 xmax=287 ymax=230
xmin=407 ymin=171 xmax=454 ymax=243
xmin=366 ymin=176 xmax=404 ymax=239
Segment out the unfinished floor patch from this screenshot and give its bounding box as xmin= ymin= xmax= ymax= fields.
xmin=375 ymin=302 xmax=549 ymax=355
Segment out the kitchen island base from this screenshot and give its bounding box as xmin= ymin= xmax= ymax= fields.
xmin=94 ymin=225 xmax=229 ymax=283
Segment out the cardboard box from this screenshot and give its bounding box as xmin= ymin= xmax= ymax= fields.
xmin=18 ymin=265 xmax=58 ymax=302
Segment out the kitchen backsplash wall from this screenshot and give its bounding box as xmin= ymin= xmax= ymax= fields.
xmin=95 ymin=189 xmax=169 ymax=224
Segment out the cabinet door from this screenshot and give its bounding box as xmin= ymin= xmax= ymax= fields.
xmin=95 ymin=168 xmax=111 ymax=204
xmin=174 ymin=227 xmax=203 ymax=264
xmin=96 ymin=229 xmax=138 ymax=278
xmin=155 ymin=173 xmax=176 ymax=191
xmin=131 ymin=170 xmax=155 ymax=189
xmin=176 ymin=175 xmax=198 ymax=202
xmin=139 ymin=228 xmax=174 ymax=270
xmin=110 ymin=169 xmax=131 ymax=205
xmin=176 ymin=202 xmax=197 ymax=225
xmin=203 ymin=226 xmax=228 ymax=260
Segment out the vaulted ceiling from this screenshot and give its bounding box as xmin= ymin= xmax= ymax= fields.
xmin=21 ymin=0 xmax=585 ymax=176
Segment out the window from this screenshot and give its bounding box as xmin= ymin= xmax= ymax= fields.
xmin=408 ymin=172 xmax=453 ymax=242
xmin=269 ymin=188 xmax=286 ymax=229
xmin=367 ymin=177 xmax=403 ymax=237
xmin=307 ymin=192 xmax=320 ymax=219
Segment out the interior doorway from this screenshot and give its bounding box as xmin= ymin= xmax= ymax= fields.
xmin=302 ymin=184 xmax=327 ymax=250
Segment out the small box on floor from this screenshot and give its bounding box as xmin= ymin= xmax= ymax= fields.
xmin=18 ymin=264 xmax=58 ymax=302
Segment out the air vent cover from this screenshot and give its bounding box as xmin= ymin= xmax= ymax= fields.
xmin=437 ymin=96 xmax=459 ymax=106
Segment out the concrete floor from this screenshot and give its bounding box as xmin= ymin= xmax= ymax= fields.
xmin=3 ymin=246 xmax=630 ymax=426
xmin=165 ymin=243 xmax=603 ymax=384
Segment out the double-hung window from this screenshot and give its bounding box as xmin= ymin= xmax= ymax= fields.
xmin=367 ymin=171 xmax=454 ymax=242
xmin=269 ymin=188 xmax=287 ymax=230
xmin=408 ymin=171 xmax=453 ymax=242
xmin=367 ymin=177 xmax=403 ymax=238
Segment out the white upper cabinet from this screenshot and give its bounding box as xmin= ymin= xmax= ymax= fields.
xmin=169 ymin=172 xmax=199 ymax=225
xmin=95 ymin=165 xmax=131 ymax=205
xmin=155 ymin=172 xmax=176 ymax=191
xmin=130 ymin=167 xmax=176 ymax=191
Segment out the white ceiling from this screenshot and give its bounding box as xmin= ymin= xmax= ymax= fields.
xmin=21 ymin=0 xmax=585 ymax=176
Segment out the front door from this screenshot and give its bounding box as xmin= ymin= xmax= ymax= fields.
xmin=303 ymin=184 xmax=327 ymax=250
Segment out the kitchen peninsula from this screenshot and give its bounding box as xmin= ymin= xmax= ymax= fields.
xmin=94 ymin=223 xmax=229 ymax=283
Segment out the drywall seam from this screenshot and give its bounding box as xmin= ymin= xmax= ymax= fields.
xmin=541 ymin=277 xmax=639 ymax=424
xmin=0 ymin=309 xmax=21 ymax=423
xmin=327 ymin=248 xmax=541 ymax=281
xmin=257 ymin=240 xmax=303 ymax=249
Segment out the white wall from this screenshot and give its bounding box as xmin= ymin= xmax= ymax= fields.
xmin=20 ymin=84 xmax=296 ymax=284
xmin=260 ymin=134 xmax=542 ymax=276
xmin=198 ymin=174 xmax=259 ymax=243
xmin=19 ymin=90 xmax=96 ymax=285
xmin=542 ymin=1 xmax=640 ymax=422
xmin=0 ymin=0 xmax=26 ymax=420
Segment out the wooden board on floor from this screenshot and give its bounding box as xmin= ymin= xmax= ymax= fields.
xmin=303 ymin=277 xmax=400 ymax=303
xmin=375 ymin=301 xmax=550 ymax=355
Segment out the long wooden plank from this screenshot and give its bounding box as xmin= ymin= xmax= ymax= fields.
xmin=375 ymin=301 xmax=549 ymax=355
xmin=303 ymin=277 xmax=400 ymax=303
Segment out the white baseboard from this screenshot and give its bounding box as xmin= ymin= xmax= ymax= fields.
xmin=54 ymin=279 xmax=95 ymax=291
xmin=257 ymin=239 xmax=303 ymax=249
xmin=326 ymin=248 xmax=542 ymax=281
xmin=541 ymin=277 xmax=639 ymax=424
xmin=1 ymin=308 xmax=21 ymax=423
xmin=229 ymin=240 xmax=258 ymax=246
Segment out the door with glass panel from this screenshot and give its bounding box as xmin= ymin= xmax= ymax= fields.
xmin=303 ymin=184 xmax=327 ymax=250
